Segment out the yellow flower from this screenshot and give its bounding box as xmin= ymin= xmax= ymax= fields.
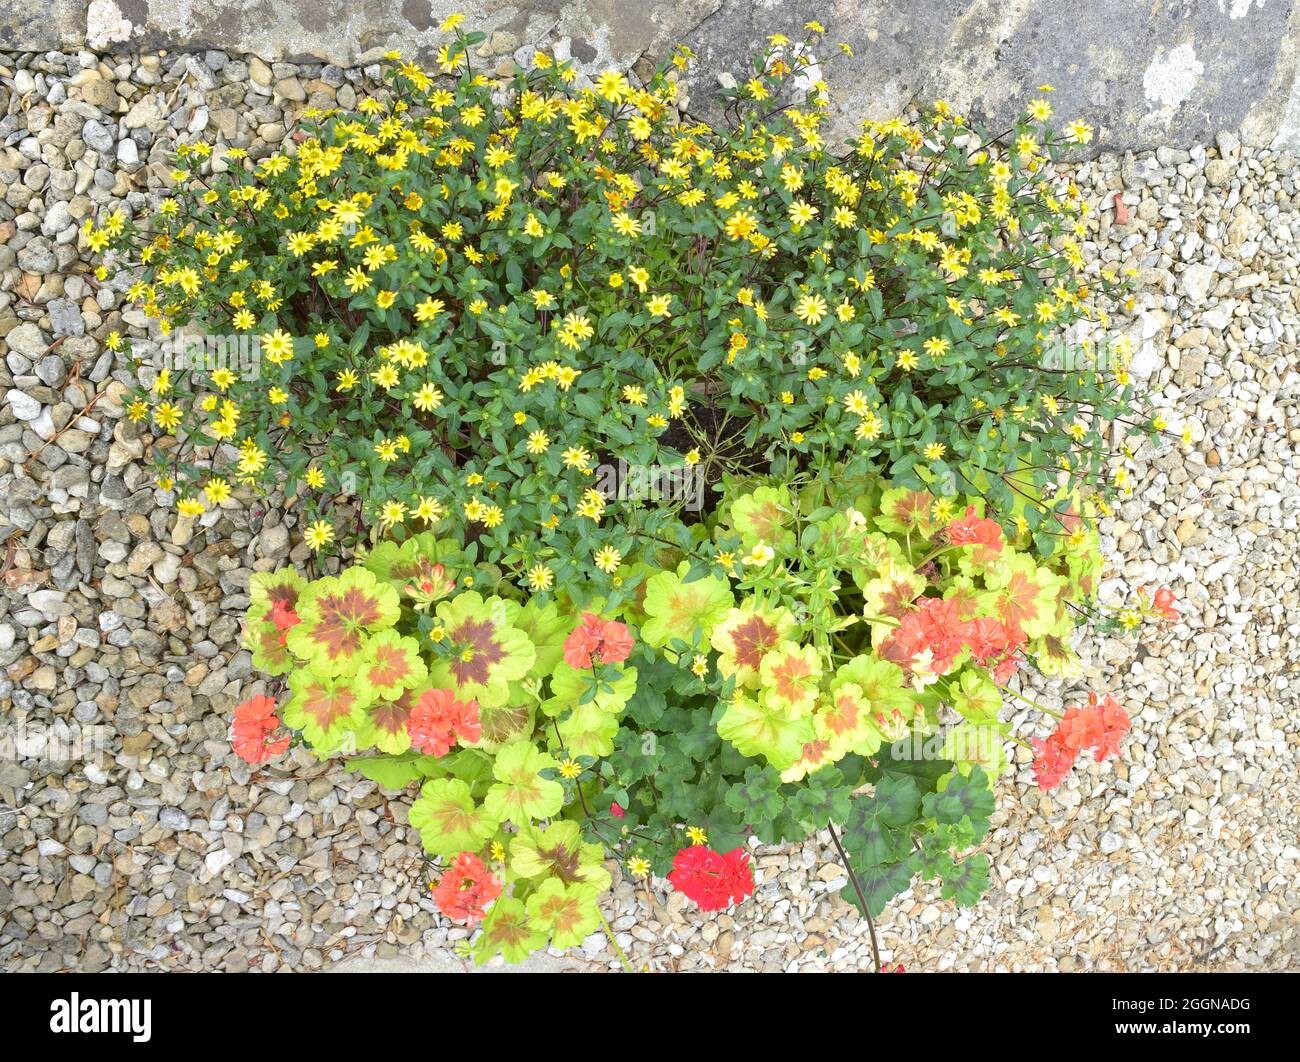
xmin=153 ymin=403 xmax=182 ymax=431
xmin=304 ymin=520 xmax=334 ymax=550
xmin=628 ymin=855 xmax=652 ymax=878
xmin=203 ymin=478 xmax=232 ymax=504
xmin=412 ymin=383 xmax=444 ymax=411
xmin=526 ymin=564 xmax=554 ymax=591
xmin=685 ymin=826 xmax=708 ymax=846
xmin=646 ymin=293 xmax=672 ymax=317
xmin=261 ymin=329 xmax=295 ymax=364
xmin=794 ymin=293 xmax=828 ymax=325
xmin=593 ymin=546 xmax=622 ymax=574
xmin=1027 ymin=98 xmax=1053 ymax=122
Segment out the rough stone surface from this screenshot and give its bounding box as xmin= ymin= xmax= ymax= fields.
xmin=4 ymin=1 xmax=1300 ymax=151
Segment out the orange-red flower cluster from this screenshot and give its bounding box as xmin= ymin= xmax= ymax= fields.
xmin=1032 ymin=692 xmax=1131 ymax=790
xmin=407 ymin=688 xmax=481 ymax=756
xmin=231 ymin=694 xmax=291 ymax=765
xmin=563 ymin=613 xmax=634 ymax=669
xmin=431 ymin=851 xmax=501 ymax=924
xmin=884 ymin=597 xmax=1025 ymax=682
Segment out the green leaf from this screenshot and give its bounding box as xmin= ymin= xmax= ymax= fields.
xmin=922 ymin=766 xmax=995 ymax=836
xmin=840 ymin=860 xmax=914 ymax=919
xmin=409 ymin=777 xmax=498 ymax=858
xmin=939 ymin=853 xmax=990 ymax=907
xmin=787 ymin=766 xmax=852 ymax=830
xmin=483 ymin=740 xmax=565 ymax=824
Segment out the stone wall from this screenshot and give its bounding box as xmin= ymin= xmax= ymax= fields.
xmin=3 ymin=0 xmax=1300 ymax=152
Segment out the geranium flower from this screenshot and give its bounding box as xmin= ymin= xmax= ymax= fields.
xmin=943 ymin=505 xmax=1004 ymax=558
xmin=407 ymin=688 xmax=481 ymax=756
xmin=667 ymin=845 xmax=754 ymax=912
xmin=1152 ymin=587 xmax=1179 ymax=622
xmin=231 ymin=694 xmax=291 ymax=765
xmin=268 ymin=598 xmax=300 ymax=643
xmin=1030 ymin=732 xmax=1075 ymax=790
xmin=431 ymin=851 xmax=502 ymax=924
xmin=882 ymin=596 xmax=969 ymax=674
xmin=1091 ymin=692 xmax=1131 ymax=761
xmin=1031 ymin=692 xmax=1131 ymax=788
xmin=562 ymin=613 xmax=634 ymax=668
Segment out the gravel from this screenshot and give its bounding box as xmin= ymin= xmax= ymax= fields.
xmin=0 ymin=47 xmax=1295 ymax=973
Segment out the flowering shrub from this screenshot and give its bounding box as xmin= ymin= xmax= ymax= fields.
xmin=230 ymin=471 xmax=1170 ymax=964
xmin=96 ymin=13 xmax=1181 ymax=969
xmin=93 ymin=19 xmax=1157 ymax=597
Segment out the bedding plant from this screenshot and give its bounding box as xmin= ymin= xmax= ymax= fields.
xmin=92 ymin=16 xmax=1183 ymax=969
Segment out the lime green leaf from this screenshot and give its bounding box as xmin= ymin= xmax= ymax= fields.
xmin=729 ymin=485 xmax=796 ymax=549
xmin=709 ymin=603 xmax=796 ymax=689
xmin=473 ymin=896 xmax=546 ymax=965
xmin=717 ymin=694 xmax=813 ymax=769
xmin=641 ymin=561 xmax=733 ymax=650
xmin=484 ymin=740 xmax=565 ymax=823
xmin=283 ymin=668 xmax=370 ymax=752
xmin=509 ymin=821 xmax=612 ymax=892
xmin=758 ymin=640 xmax=821 ymax=717
xmin=353 ymin=628 xmax=428 ymax=702
xmin=525 ymin=879 xmax=602 ymax=951
xmin=285 ymin=567 xmax=400 ymax=676
xmin=409 ymin=777 xmax=498 ymax=858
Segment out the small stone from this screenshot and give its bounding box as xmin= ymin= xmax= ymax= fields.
xmin=6 ymin=389 xmax=42 ymax=421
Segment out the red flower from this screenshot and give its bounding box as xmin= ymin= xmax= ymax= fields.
xmin=431 ymin=851 xmax=501 ymax=924
xmin=610 ymin=801 xmax=626 ymax=819
xmin=943 ymin=505 xmax=1004 ymax=560
xmin=407 ymin=688 xmax=480 ymax=756
xmin=991 ymin=650 xmax=1023 ymax=685
xmin=884 ymin=596 xmax=969 ymax=673
xmin=1057 ymin=704 xmax=1104 ymax=756
xmin=1031 ymin=692 xmax=1131 ymax=788
xmin=1091 ymin=692 xmax=1131 ymax=762
xmin=563 ymin=613 xmax=634 ymax=668
xmin=1152 ymin=587 xmax=1179 ymax=622
xmin=667 ymin=845 xmax=754 ymax=912
xmin=1031 ymin=732 xmax=1076 ymax=790
xmin=562 ymin=613 xmax=605 ymax=669
xmin=231 ymin=694 xmax=291 ymax=765
xmin=597 ymin=619 xmax=634 ymax=664
xmin=269 ymin=599 xmax=300 ymax=644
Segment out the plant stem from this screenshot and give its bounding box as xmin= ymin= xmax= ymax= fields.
xmin=999 ymin=683 xmax=1064 ymax=720
xmin=596 ymin=905 xmax=634 ymax=973
xmin=827 ymin=821 xmax=882 ymax=973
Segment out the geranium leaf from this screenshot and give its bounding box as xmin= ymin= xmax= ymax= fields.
xmin=428 ymin=592 xmax=536 ymax=707
xmin=729 ymin=485 xmax=796 ymax=549
xmin=286 ymin=567 xmax=400 ymax=676
xmin=473 ymin=896 xmax=546 ymax=965
xmin=409 ymin=777 xmax=498 ymax=858
xmin=353 ymin=629 xmax=428 ymax=702
xmin=709 ymin=603 xmax=795 ymax=689
xmin=484 ymin=740 xmax=565 ymax=823
xmin=640 ymin=562 xmax=733 ymax=650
